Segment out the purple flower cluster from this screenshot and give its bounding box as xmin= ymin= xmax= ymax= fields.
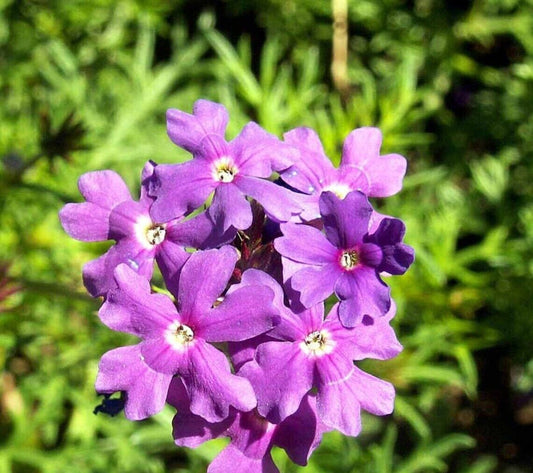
xmin=60 ymin=99 xmax=414 ymax=472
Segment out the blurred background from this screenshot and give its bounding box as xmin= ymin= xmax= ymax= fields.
xmin=1 ymin=0 xmax=533 ymax=472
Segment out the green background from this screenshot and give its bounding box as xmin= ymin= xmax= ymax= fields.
xmin=1 ymin=1 xmax=533 ymax=472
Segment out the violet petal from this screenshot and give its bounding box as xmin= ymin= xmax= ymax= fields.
xmin=99 ymin=263 xmax=175 ymax=336
xmin=319 ymin=191 xmax=373 ymax=249
xmin=275 ymin=223 xmax=338 ymax=265
xmin=235 ymin=176 xmax=302 ymax=223
xmin=166 ymin=100 xmax=228 ymax=153
xmin=335 ymin=268 xmax=391 ymax=327
xmin=349 ymin=366 xmax=396 ymax=415
xmin=150 ymin=160 xmax=215 ymax=222
xmin=208 ymin=183 xmax=252 ymax=232
xmin=290 ymin=263 xmax=339 ymax=308
xmin=230 ymin=122 xmax=292 ymax=176
xmin=274 ymin=395 xmax=325 ymax=466
xmin=59 ymin=202 xmax=111 ymax=242
xmin=95 ymin=345 xmax=171 ymax=420
xmin=82 ymin=238 xmax=154 ymax=298
xmin=78 ymin=170 xmax=132 ymax=208
xmin=340 ymin=127 xmax=383 ymax=167
xmin=169 ymin=377 xmax=235 ymax=448
xmin=200 ymin=285 xmax=277 ymax=342
xmin=108 ymin=199 xmax=150 ymax=241
xmin=176 ymin=246 xmax=238 ymax=317
xmin=155 ymin=241 xmax=190 ymax=290
xmin=245 ymin=341 xmax=314 ymax=423
xmin=315 ymin=352 xmax=362 ymax=436
xmin=208 ymin=445 xmax=278 ymax=473
xmin=182 ymin=341 xmax=256 ymax=422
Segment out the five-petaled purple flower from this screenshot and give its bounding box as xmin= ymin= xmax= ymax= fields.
xmin=275 ymin=190 xmax=414 ymax=327
xmin=148 ymin=99 xmax=302 ymax=231
xmin=240 ymin=301 xmax=401 ymax=436
xmin=59 ymin=161 xmax=233 ymax=297
xmin=280 ymin=126 xmax=407 ymax=221
xmin=59 ymin=99 xmax=415 ymax=472
xmin=95 ymin=246 xmax=278 ymax=421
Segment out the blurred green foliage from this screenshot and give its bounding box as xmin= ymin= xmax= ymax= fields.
xmin=1 ymin=0 xmax=533 ymax=472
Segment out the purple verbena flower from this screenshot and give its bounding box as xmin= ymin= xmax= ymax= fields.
xmin=280 ymin=127 xmax=407 ymax=221
xmin=95 ymin=246 xmax=279 ymax=421
xmin=59 ymin=161 xmax=233 ymax=297
xmin=275 ymin=190 xmax=414 ymax=327
xmin=239 ymin=301 xmax=401 ymax=436
xmin=167 ymin=377 xmax=328 ymax=473
xmin=148 ymin=99 xmax=302 ymax=231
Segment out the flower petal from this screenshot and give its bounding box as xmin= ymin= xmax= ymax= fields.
xmin=95 ymin=345 xmax=171 ymax=420
xmin=99 ymin=263 xmax=176 ymax=336
xmin=78 ymin=170 xmax=132 ymax=208
xmin=359 ymin=153 xmax=407 ymax=197
xmin=208 ymin=183 xmax=252 ymax=232
xmin=197 ymin=133 xmax=232 ymax=161
xmin=324 ymin=303 xmax=402 ymax=361
xmin=290 ymin=264 xmax=339 ymax=308
xmin=228 ymin=334 xmax=274 ymax=371
xmin=274 ymin=394 xmax=326 ymax=466
xmin=59 ymin=202 xmax=111 ymax=242
xmin=140 ymin=336 xmax=186 ymax=375
xmin=340 ymin=127 xmax=383 ymax=167
xmin=169 ymin=378 xmax=234 ymax=448
xmin=315 ymin=351 xmax=361 ymax=436
xmin=235 ymin=176 xmax=302 ymax=223
xmin=243 ymin=341 xmax=314 ymax=423
xmin=319 ymin=191 xmax=372 ymax=249
xmin=150 ymin=160 xmax=215 ymax=222
xmin=208 ymin=445 xmax=278 ymax=473
xmin=232 ymin=269 xmax=304 ymax=341
xmin=193 ymin=99 xmax=229 ymax=135
xmin=230 ymin=122 xmax=290 ymax=176
xmin=177 ymin=246 xmax=238 ymax=318
xmin=275 ymin=223 xmax=337 ymax=265
xmin=82 ymin=240 xmax=154 ymax=298
xmin=155 ymin=241 xmax=190 ymax=291
xmin=182 ymin=341 xmax=256 ymax=422
xmin=108 ymin=200 xmax=150 ymax=241
xmin=334 ymin=268 xmax=391 ymax=327
xmin=281 ymin=127 xmax=333 ymax=192
xmin=166 ymin=211 xmax=235 ymax=249
xmin=140 ymin=160 xmax=157 ymax=201
xmin=349 ymin=366 xmax=395 ymax=415
xmin=166 ymin=100 xmax=228 ymax=153
xmin=366 ymin=218 xmax=414 ymax=275
xmin=200 ymin=285 xmax=277 ymax=342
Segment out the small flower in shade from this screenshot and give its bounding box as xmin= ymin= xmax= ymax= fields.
xmin=95 ymin=246 xmax=279 ymax=421
xmin=148 ymin=99 xmax=302 ymax=231
xmin=239 ymin=301 xmax=402 ymax=437
xmin=167 ymin=377 xmax=328 ymax=473
xmin=275 ymin=190 xmax=414 ymax=327
xmin=279 ymin=127 xmax=407 ymax=221
xmin=59 ymin=161 xmax=233 ymax=297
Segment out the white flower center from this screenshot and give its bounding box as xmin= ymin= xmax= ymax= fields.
xmin=322 ymin=182 xmax=351 ymax=199
xmin=135 ymin=216 xmax=166 ymax=249
xmin=166 ymin=322 xmax=195 ymax=350
xmin=174 ymin=324 xmax=194 ymax=343
xmin=146 ymin=224 xmax=166 ymax=245
xmin=340 ymin=250 xmax=359 ymax=270
xmin=300 ymin=329 xmax=335 ymax=357
xmin=212 ymin=157 xmax=238 ymax=183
